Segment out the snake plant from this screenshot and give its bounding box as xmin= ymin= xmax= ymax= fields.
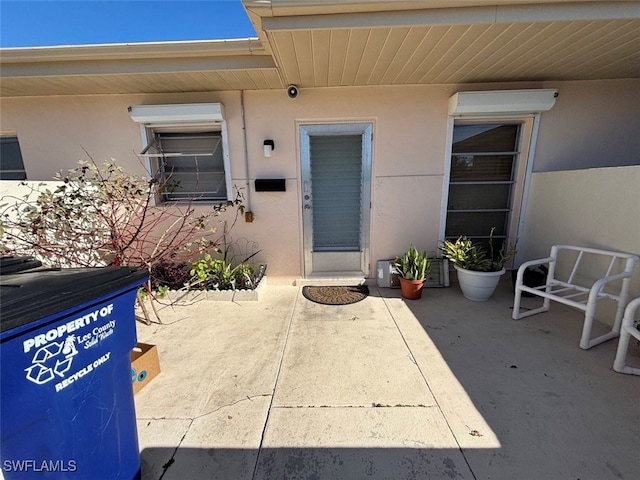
xmin=439 ymin=227 xmax=516 ymax=272
xmin=393 ymin=246 xmax=431 ymax=280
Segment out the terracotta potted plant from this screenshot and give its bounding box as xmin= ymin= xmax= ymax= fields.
xmin=440 ymin=228 xmax=516 ymax=301
xmin=393 ymin=246 xmax=431 ymax=300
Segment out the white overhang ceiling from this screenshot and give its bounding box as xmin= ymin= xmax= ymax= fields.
xmin=0 ymin=1 xmax=638 ymax=97
xmin=249 ymin=0 xmax=640 ymax=88
xmin=0 ymin=39 xmax=282 ymax=97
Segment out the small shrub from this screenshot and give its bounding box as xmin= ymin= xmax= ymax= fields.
xmin=440 ymin=227 xmax=516 ymax=272
xmin=393 ymin=246 xmax=431 ymax=280
xmin=186 ymin=238 xmax=264 ymax=292
xmin=188 ymin=254 xmax=257 ymax=290
xmin=150 ymin=261 xmax=191 ymax=291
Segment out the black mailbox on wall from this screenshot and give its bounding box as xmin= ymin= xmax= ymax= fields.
xmin=255 ymin=179 xmax=286 ymax=192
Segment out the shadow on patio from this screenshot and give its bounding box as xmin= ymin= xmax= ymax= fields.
xmin=134 ymin=279 xmax=639 ymax=480
xmin=393 ymin=277 xmax=640 ymax=480
xmin=141 ymin=447 xmax=475 ymax=479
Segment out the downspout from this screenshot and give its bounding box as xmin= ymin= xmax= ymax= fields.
xmin=240 ymin=90 xmax=253 ymax=221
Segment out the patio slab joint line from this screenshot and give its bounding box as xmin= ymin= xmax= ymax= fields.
xmin=274 ymin=403 xmax=434 ymax=409
xmin=380 ymin=290 xmax=479 ymax=480
xmin=157 ymin=418 xmax=194 ymax=480
xmin=250 ymin=286 xmax=301 ymax=480
xmin=194 ymin=393 xmax=274 ymax=420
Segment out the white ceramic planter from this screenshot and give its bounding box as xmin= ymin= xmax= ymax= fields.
xmin=454 ymin=265 xmax=505 ymax=301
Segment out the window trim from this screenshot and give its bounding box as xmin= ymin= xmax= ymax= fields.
xmin=130 ymin=103 xmax=232 ymax=204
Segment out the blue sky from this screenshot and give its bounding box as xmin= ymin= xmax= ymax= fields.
xmin=0 ymin=0 xmax=256 ymax=48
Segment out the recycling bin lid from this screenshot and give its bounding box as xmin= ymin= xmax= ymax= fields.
xmin=0 ymin=256 xmax=43 ymax=274
xmin=0 ymin=266 xmax=147 ymax=333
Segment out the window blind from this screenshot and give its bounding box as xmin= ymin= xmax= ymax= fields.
xmin=310 ymin=135 xmax=362 ymax=251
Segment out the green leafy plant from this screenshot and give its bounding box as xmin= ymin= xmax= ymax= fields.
xmin=155 ymin=285 xmax=170 ymax=298
xmin=440 ymin=227 xmax=516 ymax=272
xmin=393 ymin=245 xmax=431 ymax=280
xmin=188 ymin=249 xmax=261 ymax=291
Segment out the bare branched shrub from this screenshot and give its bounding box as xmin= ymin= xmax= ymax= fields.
xmin=0 ymin=157 xmax=245 ymax=321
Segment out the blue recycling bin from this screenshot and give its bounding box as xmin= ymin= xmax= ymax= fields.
xmin=1 ymin=267 xmax=148 ymax=479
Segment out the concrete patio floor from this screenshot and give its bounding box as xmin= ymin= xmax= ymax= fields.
xmin=134 ymin=277 xmax=640 ymax=480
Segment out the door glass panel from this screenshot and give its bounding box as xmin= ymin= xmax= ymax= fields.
xmin=310 ymin=135 xmax=362 ymax=251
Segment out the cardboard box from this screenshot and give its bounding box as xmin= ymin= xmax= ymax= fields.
xmin=131 ymin=343 xmax=160 ymax=394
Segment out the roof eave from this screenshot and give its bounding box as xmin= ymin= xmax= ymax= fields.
xmin=0 ymin=38 xmax=266 ymax=64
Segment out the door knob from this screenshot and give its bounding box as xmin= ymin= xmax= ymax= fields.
xmin=304 ymin=204 xmax=311 ymax=210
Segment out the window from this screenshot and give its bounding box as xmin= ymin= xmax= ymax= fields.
xmin=445 ymin=123 xmax=522 ymax=253
xmin=0 ymin=136 xmax=27 ymax=180
xmin=444 ymin=90 xmax=554 ymax=266
xmin=130 ymin=103 xmax=231 ymax=203
xmin=142 ymin=130 xmax=227 ymax=202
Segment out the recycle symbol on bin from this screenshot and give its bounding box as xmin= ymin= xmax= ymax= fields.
xmin=25 ymin=335 xmax=79 ymax=385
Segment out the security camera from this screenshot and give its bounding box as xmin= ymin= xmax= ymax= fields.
xmin=287 ymin=85 xmax=299 ymax=99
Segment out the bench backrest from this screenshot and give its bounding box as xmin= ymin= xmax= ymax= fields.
xmin=550 ymin=245 xmax=639 ymax=291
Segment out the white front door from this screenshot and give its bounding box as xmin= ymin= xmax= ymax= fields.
xmin=300 ymin=123 xmax=372 ymax=278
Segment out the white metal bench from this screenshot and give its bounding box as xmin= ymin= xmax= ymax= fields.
xmin=512 ymin=245 xmax=639 ymax=350
xmin=613 ymin=297 xmax=640 ymax=375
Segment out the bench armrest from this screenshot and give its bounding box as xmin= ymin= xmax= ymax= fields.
xmin=590 ymin=271 xmax=635 ymax=297
xmin=515 ymin=257 xmax=554 ymax=284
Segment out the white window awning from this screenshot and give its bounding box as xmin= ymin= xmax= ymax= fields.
xmin=449 ymin=89 xmax=558 ymax=117
xmin=139 ymin=134 xmax=221 ymax=158
xmin=128 ymin=103 xmax=225 ymax=125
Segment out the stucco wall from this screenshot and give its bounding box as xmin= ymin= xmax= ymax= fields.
xmin=0 ymin=92 xmax=243 ymax=179
xmin=519 ymin=165 xmax=640 ymax=323
xmin=243 ymin=86 xmax=451 ymax=278
xmin=1 ymin=79 xmax=637 ymax=280
xmin=534 ymin=79 xmax=640 ymax=172
xmin=0 ymin=86 xmax=453 ymax=279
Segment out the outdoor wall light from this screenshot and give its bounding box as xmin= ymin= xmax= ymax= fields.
xmin=263 ymin=139 xmax=275 ymax=157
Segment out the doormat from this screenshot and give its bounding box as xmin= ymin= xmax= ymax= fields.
xmin=302 ymin=285 xmax=369 ymax=305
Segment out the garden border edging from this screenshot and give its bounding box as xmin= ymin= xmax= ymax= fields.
xmin=161 ymin=275 xmax=268 ymax=303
